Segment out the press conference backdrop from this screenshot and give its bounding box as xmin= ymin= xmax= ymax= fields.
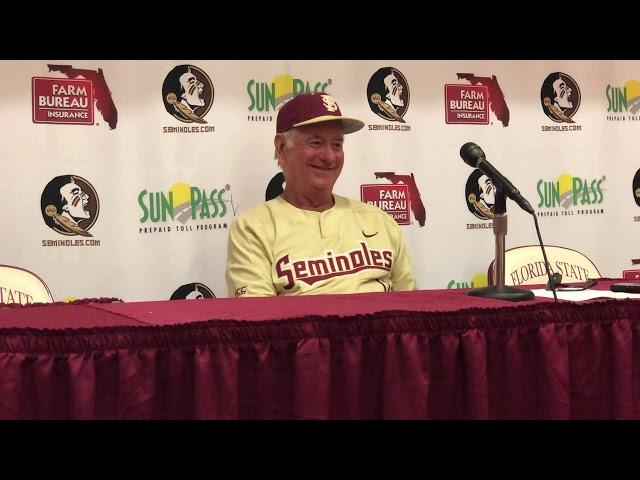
xmin=2 ymin=60 xmax=639 ymax=302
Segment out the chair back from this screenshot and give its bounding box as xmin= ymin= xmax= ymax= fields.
xmin=488 ymin=245 xmax=601 ymax=286
xmin=0 ymin=264 xmax=54 ymax=304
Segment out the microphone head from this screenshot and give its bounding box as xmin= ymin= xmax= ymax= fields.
xmin=460 ymin=142 xmax=485 ymax=168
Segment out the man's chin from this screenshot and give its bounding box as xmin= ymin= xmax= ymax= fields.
xmin=307 ymin=174 xmax=334 ymax=186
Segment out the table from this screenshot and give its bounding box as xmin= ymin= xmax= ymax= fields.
xmin=1 ymin=280 xmax=639 ymax=419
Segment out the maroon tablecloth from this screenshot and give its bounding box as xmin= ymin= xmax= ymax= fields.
xmin=0 ymin=281 xmax=639 ymax=419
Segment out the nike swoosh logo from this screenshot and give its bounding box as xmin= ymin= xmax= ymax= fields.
xmin=362 ymin=231 xmax=378 ymax=238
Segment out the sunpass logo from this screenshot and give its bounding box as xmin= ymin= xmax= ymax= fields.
xmin=247 ymin=74 xmax=332 ymax=121
xmin=536 ymin=172 xmax=606 ymax=217
xmin=446 ymin=273 xmax=488 ymax=289
xmin=137 ymin=181 xmax=238 ymax=234
xmin=606 ymin=80 xmax=640 ymax=121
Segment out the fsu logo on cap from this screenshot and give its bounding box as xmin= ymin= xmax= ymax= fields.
xmin=276 ymin=92 xmax=363 ymax=134
xmin=321 ymin=95 xmax=338 ymax=112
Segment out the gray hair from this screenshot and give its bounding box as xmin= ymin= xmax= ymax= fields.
xmin=274 ymin=129 xmax=297 ymax=169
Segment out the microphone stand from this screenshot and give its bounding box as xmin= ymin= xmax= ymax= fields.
xmin=467 ymin=185 xmax=535 ymax=302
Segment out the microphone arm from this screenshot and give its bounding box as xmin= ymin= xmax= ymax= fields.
xmin=460 ymin=142 xmax=535 ymax=302
xmin=475 ymin=159 xmax=535 ymax=214
xmin=460 ymin=142 xmax=535 ymax=215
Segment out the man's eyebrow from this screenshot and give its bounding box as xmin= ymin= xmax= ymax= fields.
xmin=304 ymin=133 xmax=344 ymax=142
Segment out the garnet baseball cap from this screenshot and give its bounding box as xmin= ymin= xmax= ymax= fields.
xmin=276 ymin=93 xmax=364 ymax=134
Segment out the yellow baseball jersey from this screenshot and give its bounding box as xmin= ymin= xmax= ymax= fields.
xmin=225 ymin=194 xmax=417 ymax=297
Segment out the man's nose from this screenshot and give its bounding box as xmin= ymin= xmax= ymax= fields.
xmin=318 ymin=145 xmax=340 ymax=162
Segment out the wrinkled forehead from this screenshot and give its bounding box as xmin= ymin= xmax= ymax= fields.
xmin=294 ymin=120 xmax=345 ymax=139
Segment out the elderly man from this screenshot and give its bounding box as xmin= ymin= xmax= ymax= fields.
xmin=225 ymin=92 xmax=416 ymax=297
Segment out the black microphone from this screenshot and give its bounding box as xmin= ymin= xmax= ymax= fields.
xmin=459 ymin=142 xmax=535 ymax=214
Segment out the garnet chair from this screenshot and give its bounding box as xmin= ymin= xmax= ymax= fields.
xmin=0 ymin=264 xmax=54 ymax=304
xmin=487 ymin=245 xmax=602 ymax=287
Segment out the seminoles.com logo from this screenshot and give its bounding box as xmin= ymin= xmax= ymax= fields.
xmin=446 ymin=73 xmax=509 ymax=126
xmin=541 ymin=72 xmax=581 ymax=123
xmin=466 ymin=170 xmax=495 ymax=219
xmin=276 ymin=242 xmax=393 ymax=290
xmin=40 ymin=175 xmax=99 ymax=236
xmin=32 ymin=64 xmax=118 ymax=129
xmin=361 ymin=172 xmax=426 ymax=227
xmin=162 ymin=65 xmax=214 ymax=123
xmin=367 ymin=67 xmax=410 ymax=122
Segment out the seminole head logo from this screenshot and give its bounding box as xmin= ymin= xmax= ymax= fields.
xmin=465 ymin=169 xmax=495 ymax=219
xmin=367 ymin=67 xmax=410 ymax=122
xmin=40 ymin=175 xmax=99 ymax=236
xmin=170 ymin=282 xmax=215 ymax=300
xmin=162 ymin=65 xmax=214 ymax=124
xmin=634 ymin=168 xmax=640 ymax=207
xmin=540 ymin=72 xmax=581 ymax=123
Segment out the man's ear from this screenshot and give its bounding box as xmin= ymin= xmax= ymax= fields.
xmin=274 ymin=133 xmax=286 ymax=156
xmin=274 ymin=133 xmax=287 ymax=164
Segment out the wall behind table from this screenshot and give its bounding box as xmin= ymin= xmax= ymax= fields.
xmin=1 ymin=60 xmax=638 ymax=301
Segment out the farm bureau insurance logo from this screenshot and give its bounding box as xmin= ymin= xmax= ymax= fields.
xmin=170 ymin=282 xmax=216 ymax=300
xmin=162 ymin=65 xmax=215 ymax=133
xmin=40 ymin=175 xmax=101 ymax=247
xmin=137 ymin=181 xmax=238 ymax=234
xmin=445 ymin=73 xmax=510 ymax=126
xmin=606 ymin=80 xmax=640 ymax=122
xmin=366 ymin=67 xmax=411 ymax=131
xmin=32 ymin=64 xmax=118 ymax=129
xmin=361 ymin=172 xmax=426 ymax=227
xmin=540 ymin=72 xmax=582 ymax=131
xmin=247 ymin=73 xmax=332 ymax=122
xmin=535 ymin=172 xmax=606 ymax=217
